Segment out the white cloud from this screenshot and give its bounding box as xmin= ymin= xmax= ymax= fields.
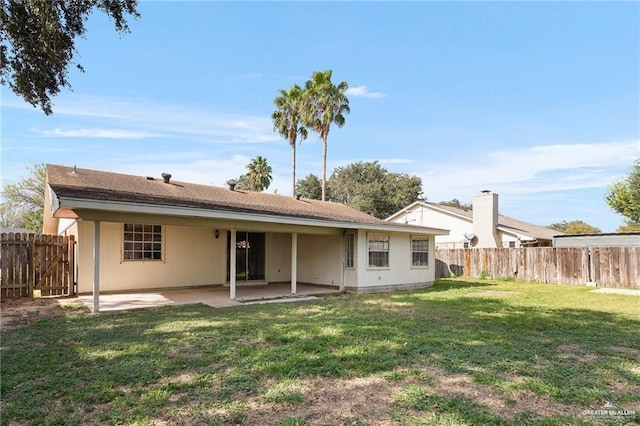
xmin=19 ymin=94 xmax=279 ymax=145
xmin=346 ymin=86 xmax=387 ymax=98
xmin=419 ymin=140 xmax=639 ymax=201
xmin=39 ymin=128 xmax=163 ymax=139
xmin=411 ymin=140 xmax=639 ymax=231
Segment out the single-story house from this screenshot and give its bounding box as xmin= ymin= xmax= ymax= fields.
xmin=386 ymin=190 xmax=560 ymax=249
xmin=43 ymin=165 xmax=448 ymax=311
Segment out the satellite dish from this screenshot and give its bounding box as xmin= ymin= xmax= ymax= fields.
xmin=464 ymin=233 xmax=478 ymax=246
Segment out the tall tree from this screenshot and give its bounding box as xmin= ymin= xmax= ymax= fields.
xmin=548 ymin=220 xmax=601 ymax=235
xmin=1 ymin=163 xmax=46 ymax=232
xmin=0 ymin=201 xmax=25 ymax=228
xmin=1 ymin=0 xmax=139 ymax=115
xmin=272 ymin=84 xmax=308 ymax=196
xmin=327 ymin=161 xmax=422 ymax=219
xmin=303 ymin=70 xmax=350 ymax=201
xmin=606 ymin=158 xmax=640 ymax=228
xmin=296 ymin=174 xmax=322 ymax=200
xmin=237 ymin=156 xmax=273 ymax=192
xmin=616 ymin=222 xmax=640 ymax=233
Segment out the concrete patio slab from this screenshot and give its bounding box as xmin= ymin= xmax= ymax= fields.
xmin=75 ymin=283 xmax=340 ymax=312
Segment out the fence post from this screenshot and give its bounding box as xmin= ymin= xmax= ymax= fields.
xmin=29 ymin=237 xmax=35 ymax=298
xmin=588 ymin=246 xmax=595 ymax=285
xmin=464 ymin=249 xmax=471 ymax=278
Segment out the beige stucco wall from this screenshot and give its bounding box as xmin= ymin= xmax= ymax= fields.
xmin=77 ymin=221 xmax=226 ymax=293
xmin=266 ymin=232 xmax=292 ymax=282
xmin=350 ymin=230 xmax=435 ymax=292
xmin=296 ymin=234 xmax=343 ymax=287
xmin=43 ymin=184 xmax=57 ymax=235
xmin=76 ymin=221 xmax=93 ymax=293
xmin=74 ymin=219 xmax=436 ymax=294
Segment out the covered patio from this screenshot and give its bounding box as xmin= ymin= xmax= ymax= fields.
xmin=76 ymin=282 xmax=341 ymax=312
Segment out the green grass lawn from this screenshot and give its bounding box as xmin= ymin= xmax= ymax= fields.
xmin=2 ymin=279 xmax=639 ymax=425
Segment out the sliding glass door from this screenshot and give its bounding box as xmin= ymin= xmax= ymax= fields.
xmin=227 ymin=232 xmax=265 ymax=282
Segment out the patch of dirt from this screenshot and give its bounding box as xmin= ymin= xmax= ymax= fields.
xmin=556 ymin=343 xmax=581 ymax=353
xmin=556 ymin=344 xmax=600 ymax=363
xmin=0 ymin=297 xmax=89 ymax=332
xmin=419 ymin=366 xmax=576 ymax=420
xmin=609 ymin=346 xmax=640 ymax=356
xmin=226 ymin=376 xmax=403 ymax=425
xmin=148 ymin=365 xmax=600 ymax=425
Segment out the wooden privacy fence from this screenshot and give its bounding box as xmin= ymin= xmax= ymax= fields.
xmin=1 ymin=233 xmax=76 ymax=298
xmin=436 ymin=247 xmax=640 ymax=289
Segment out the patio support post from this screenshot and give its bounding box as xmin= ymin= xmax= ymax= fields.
xmin=93 ymin=221 xmax=101 ymax=313
xmin=230 ymin=229 xmax=237 ymax=299
xmin=291 ymin=232 xmax=297 ymax=294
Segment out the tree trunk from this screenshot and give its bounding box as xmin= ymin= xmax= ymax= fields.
xmin=322 ymin=136 xmax=328 ymax=201
xmin=291 ymin=142 xmax=296 ymax=196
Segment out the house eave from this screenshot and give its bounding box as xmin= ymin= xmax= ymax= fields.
xmin=496 ymin=225 xmax=535 ymax=241
xmin=386 ymin=201 xmax=472 ymax=222
xmin=55 ymin=196 xmax=449 ymax=235
xmin=496 ymin=225 xmax=553 ymax=241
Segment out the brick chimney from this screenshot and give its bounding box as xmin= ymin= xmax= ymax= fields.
xmin=472 ymin=190 xmax=502 ymax=248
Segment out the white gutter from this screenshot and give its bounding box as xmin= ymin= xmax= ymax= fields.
xmin=54 ymin=194 xmax=449 ymax=235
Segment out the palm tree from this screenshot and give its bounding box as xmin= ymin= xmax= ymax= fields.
xmin=272 ymin=84 xmax=308 ymax=196
xmin=245 ymin=156 xmax=273 ymax=192
xmin=304 ymin=70 xmax=350 ymax=201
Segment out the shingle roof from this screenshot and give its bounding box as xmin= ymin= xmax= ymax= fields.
xmin=46 ymin=164 xmax=404 ymax=227
xmin=421 ymin=201 xmax=559 ymax=241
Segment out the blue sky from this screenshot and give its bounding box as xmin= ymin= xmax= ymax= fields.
xmin=2 ymin=1 xmax=638 ymax=232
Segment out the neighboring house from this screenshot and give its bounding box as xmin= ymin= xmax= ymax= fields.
xmin=554 ymin=233 xmax=640 ymax=247
xmin=386 ymin=190 xmax=560 ymax=249
xmin=43 ymin=165 xmax=448 ymax=310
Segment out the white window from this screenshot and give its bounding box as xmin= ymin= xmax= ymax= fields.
xmin=411 ymin=236 xmax=429 ymax=267
xmin=123 ymin=224 xmax=162 ymax=261
xmin=368 ymin=233 xmax=389 ymax=268
xmin=344 ymin=232 xmax=355 ymax=268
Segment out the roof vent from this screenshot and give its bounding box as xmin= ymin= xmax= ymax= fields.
xmin=295 ymin=193 xmax=301 ymax=200
xmin=146 ymin=176 xmax=154 ymax=181
xmin=161 ymin=172 xmax=171 ymax=184
xmin=227 ymin=179 xmax=237 ymax=191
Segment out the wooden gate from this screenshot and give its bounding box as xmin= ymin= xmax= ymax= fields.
xmin=1 ymin=233 xmax=76 ymax=298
